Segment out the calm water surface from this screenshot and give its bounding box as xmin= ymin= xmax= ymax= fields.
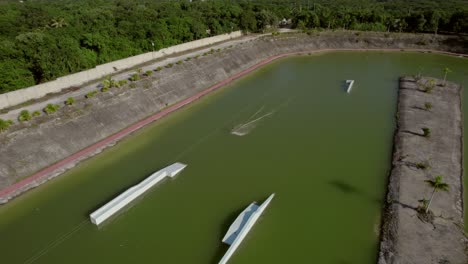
xmin=0 ymin=52 xmax=467 ymax=264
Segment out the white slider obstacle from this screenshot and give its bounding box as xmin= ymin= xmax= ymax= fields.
xmin=90 ymin=162 xmax=187 ymax=226
xmin=346 ymin=80 xmax=355 ymax=93
xmin=219 ymin=193 xmax=275 ymax=264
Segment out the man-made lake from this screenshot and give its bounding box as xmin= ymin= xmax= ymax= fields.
xmin=0 ymin=52 xmax=466 ymax=264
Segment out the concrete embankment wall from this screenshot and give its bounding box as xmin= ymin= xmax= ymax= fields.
xmin=0 ymin=31 xmax=242 ymax=110
xmin=0 ymin=32 xmax=467 ymax=202
xmin=378 ymin=77 xmax=466 ymax=263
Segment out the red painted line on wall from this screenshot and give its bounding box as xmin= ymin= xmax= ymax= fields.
xmin=0 ymin=48 xmax=464 ymax=200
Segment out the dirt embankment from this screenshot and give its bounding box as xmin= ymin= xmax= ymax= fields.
xmin=378 ymin=77 xmax=467 ymax=264
xmin=0 ymin=31 xmax=467 ymax=203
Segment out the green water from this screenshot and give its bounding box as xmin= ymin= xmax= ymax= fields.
xmin=0 ymin=52 xmax=467 ymax=264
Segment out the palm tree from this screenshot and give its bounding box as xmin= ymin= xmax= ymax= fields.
xmin=424 ymin=175 xmax=449 ymax=213
xmin=442 ymin=67 xmax=451 ymax=86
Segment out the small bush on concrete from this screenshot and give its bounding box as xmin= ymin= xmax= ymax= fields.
xmin=43 ymin=104 xmax=60 ymax=114
xmin=424 ymin=102 xmax=432 ymax=110
xmin=18 ymin=110 xmax=32 ymax=122
xmin=0 ymin=119 xmax=13 ymax=132
xmin=416 ymin=161 xmax=429 ymax=170
xmin=130 ymin=74 xmax=141 ymax=81
xmin=156 ymin=66 xmax=163 ymax=71
xmin=86 ymin=91 xmax=98 ymax=98
xmin=32 ymin=111 xmax=41 ymax=117
xmin=145 ymin=70 xmax=153 ymax=76
xmin=422 ymin=127 xmax=431 ymax=138
xmin=165 ymin=63 xmax=174 ymax=68
xmin=202 ymin=52 xmax=208 ymax=56
xmin=101 ymin=87 xmax=109 ymax=92
xmin=176 ymin=60 xmax=183 ymax=65
xmin=185 ymin=57 xmax=191 ymax=61
xmin=118 ymin=80 xmax=128 ymax=86
xmin=65 ymin=97 xmax=75 ymax=105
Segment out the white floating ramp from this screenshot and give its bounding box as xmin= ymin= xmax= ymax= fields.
xmin=219 ymin=193 xmax=275 ymax=264
xmin=90 ymin=162 xmax=187 ymax=226
xmin=346 ymin=80 xmax=355 ymax=93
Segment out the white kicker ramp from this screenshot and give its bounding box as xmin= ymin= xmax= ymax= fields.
xmin=219 ymin=193 xmax=275 ymax=264
xmin=90 ymin=162 xmax=187 ymax=226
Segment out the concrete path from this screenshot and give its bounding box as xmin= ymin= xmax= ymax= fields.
xmin=0 ymin=34 xmax=261 ymax=122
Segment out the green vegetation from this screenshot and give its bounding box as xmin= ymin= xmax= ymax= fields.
xmin=0 ymin=0 xmax=466 ymax=93
xmin=43 ymin=103 xmax=60 ymax=114
xmin=424 ymin=79 xmax=436 ymax=93
xmin=0 ymin=119 xmax=13 ymax=132
xmin=18 ymin=110 xmax=32 ymax=122
xmin=130 ymin=74 xmax=141 ymax=82
xmin=424 ymin=102 xmax=432 ymax=110
xmin=156 ymin=66 xmax=163 ymax=71
xmin=166 ymin=63 xmax=174 ymax=68
xmin=145 ymin=70 xmax=153 ymax=76
xmin=32 ymin=111 xmax=41 ymax=117
xmin=424 ymin=175 xmax=449 ymax=213
xmin=101 ymin=87 xmax=109 ymax=92
xmin=65 ymin=97 xmax=75 ymax=105
xmin=442 ymin=67 xmax=452 ymax=86
xmin=422 ymin=127 xmax=431 ymax=137
xmin=86 ymin=91 xmax=98 ymax=98
xmin=118 ymin=80 xmax=128 ymax=86
xmin=416 ymin=161 xmax=429 ymax=170
xmin=176 ymin=60 xmax=183 ymax=65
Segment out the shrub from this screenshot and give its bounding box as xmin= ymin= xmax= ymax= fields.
xmin=137 ymin=68 xmax=143 ymax=74
xmin=209 ymin=48 xmax=215 ymax=53
xmin=32 ymin=111 xmax=41 ymax=117
xmin=145 ymin=70 xmax=153 ymax=76
xmin=0 ymin=119 xmax=13 ymax=132
xmin=65 ymin=97 xmax=75 ymax=105
xmin=216 ymin=48 xmax=221 ymax=52
xmin=86 ymin=91 xmax=98 ymax=98
xmin=118 ymin=80 xmax=128 ymax=86
xmin=102 ymin=80 xmax=111 ymax=89
xmin=130 ymin=74 xmax=140 ymax=81
xmin=422 ymin=127 xmax=431 ymax=138
xmin=424 ymin=86 xmax=433 ymax=93
xmin=101 ymin=87 xmax=109 ymax=92
xmin=424 ymin=102 xmax=432 ymax=110
xmin=18 ymin=110 xmax=32 ymax=122
xmin=416 ymin=162 xmax=429 ymax=170
xmin=156 ymin=66 xmax=163 ymax=71
xmin=202 ymin=52 xmax=208 ymax=56
xmin=165 ymin=63 xmax=174 ymax=68
xmin=185 ymin=57 xmax=191 ymax=61
xmin=194 ymin=55 xmax=200 ymax=59
xmin=176 ymin=60 xmax=183 ymax=65
xmin=43 ymin=104 xmax=60 ymax=114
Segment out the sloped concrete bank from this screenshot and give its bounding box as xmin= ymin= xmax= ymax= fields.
xmin=378 ymin=77 xmax=467 ymax=264
xmin=0 ymin=31 xmax=467 ymax=204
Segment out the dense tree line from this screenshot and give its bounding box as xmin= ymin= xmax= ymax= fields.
xmin=0 ymin=0 xmax=466 ymax=93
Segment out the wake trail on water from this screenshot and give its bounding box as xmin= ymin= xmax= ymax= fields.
xmin=231 ymin=96 xmax=295 ymax=136
xmin=23 ymin=220 xmax=89 ymax=264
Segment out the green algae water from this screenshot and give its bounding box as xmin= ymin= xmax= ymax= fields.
xmin=0 ymin=52 xmax=467 ymax=264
